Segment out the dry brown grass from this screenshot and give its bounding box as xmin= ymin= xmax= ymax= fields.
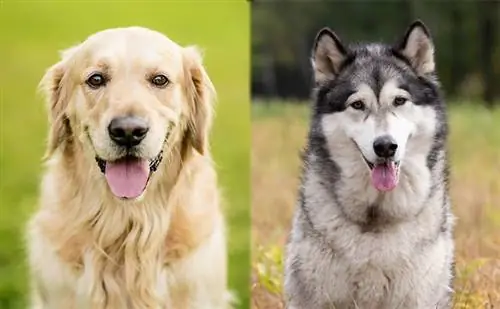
xmin=251 ymin=102 xmax=500 ymax=309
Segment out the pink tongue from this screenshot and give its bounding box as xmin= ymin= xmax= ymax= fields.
xmin=371 ymin=162 xmax=398 ymax=191
xmin=104 ymin=158 xmax=149 ymax=199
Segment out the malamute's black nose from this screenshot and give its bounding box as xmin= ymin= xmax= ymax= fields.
xmin=108 ymin=116 xmax=149 ymax=147
xmin=373 ymin=135 xmax=398 ymax=158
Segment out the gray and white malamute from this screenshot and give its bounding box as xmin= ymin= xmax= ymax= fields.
xmin=284 ymin=21 xmax=455 ymax=309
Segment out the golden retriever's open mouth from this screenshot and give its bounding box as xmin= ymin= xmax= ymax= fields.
xmin=95 ymin=151 xmax=163 ymax=199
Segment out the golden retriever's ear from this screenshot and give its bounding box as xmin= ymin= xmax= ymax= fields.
xmin=182 ymin=46 xmax=216 ymax=155
xmin=39 ymin=45 xmax=79 ymax=158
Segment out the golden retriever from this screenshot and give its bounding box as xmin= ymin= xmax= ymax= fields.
xmin=26 ymin=26 xmax=231 ymax=309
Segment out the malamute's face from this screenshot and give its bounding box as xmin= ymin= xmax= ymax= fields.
xmin=312 ymin=21 xmax=443 ymax=192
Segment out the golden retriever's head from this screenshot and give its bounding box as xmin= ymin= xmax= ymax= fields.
xmin=39 ymin=27 xmax=215 ymax=200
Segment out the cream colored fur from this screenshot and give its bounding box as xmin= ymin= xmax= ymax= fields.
xmin=27 ymin=26 xmax=231 ymax=309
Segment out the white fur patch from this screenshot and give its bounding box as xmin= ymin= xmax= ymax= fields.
xmin=321 ymin=80 xmax=437 ymax=166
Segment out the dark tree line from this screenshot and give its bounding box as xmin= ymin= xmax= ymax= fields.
xmin=252 ymin=0 xmax=500 ymax=106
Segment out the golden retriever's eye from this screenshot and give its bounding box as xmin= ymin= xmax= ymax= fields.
xmin=151 ymin=74 xmax=169 ymax=88
xmin=350 ymin=100 xmax=365 ymax=111
xmin=86 ymin=73 xmax=106 ymax=89
xmin=393 ymin=96 xmax=408 ymax=106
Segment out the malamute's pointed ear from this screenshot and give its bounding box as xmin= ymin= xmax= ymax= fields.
xmin=312 ymin=27 xmax=348 ymax=84
xmin=395 ymin=20 xmax=435 ymax=76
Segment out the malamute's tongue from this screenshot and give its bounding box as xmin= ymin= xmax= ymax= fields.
xmin=371 ymin=161 xmax=398 ymax=191
xmin=104 ymin=158 xmax=149 ymax=199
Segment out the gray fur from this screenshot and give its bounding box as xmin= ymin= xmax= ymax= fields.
xmin=284 ymin=21 xmax=455 ymax=309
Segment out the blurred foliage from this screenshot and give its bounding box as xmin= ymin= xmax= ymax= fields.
xmin=254 ymin=245 xmax=284 ymax=296
xmin=0 ymin=2 xmax=250 ymax=309
xmin=252 ymin=0 xmax=500 ymax=106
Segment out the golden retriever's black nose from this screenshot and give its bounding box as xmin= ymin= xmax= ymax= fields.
xmin=373 ymin=135 xmax=398 ymax=158
xmin=108 ymin=116 xmax=149 ymax=147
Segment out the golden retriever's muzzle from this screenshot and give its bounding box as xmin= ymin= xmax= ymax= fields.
xmin=93 ymin=116 xmax=165 ymax=200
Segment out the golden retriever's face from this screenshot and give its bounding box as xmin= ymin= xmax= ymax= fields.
xmin=40 ymin=27 xmax=215 ymax=200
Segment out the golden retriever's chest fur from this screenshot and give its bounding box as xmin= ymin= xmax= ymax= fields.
xmin=33 ymin=192 xmax=215 ymax=309
xmin=33 ymin=202 xmax=218 ymax=309
xmin=41 ymin=211 xmax=210 ymax=271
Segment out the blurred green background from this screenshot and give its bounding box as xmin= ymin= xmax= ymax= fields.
xmin=0 ymin=2 xmax=250 ymax=309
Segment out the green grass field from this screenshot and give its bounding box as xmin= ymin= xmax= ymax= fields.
xmin=0 ymin=2 xmax=249 ymax=308
xmin=251 ymin=101 xmax=500 ymax=308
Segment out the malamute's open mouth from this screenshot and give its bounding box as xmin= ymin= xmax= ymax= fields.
xmin=362 ymin=155 xmax=401 ymax=192
xmin=352 ymin=140 xmax=401 ymax=192
xmin=95 ymin=151 xmax=163 ymax=200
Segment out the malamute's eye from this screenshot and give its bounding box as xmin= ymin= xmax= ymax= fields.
xmin=350 ymin=100 xmax=366 ymax=111
xmin=393 ymin=96 xmax=407 ymax=106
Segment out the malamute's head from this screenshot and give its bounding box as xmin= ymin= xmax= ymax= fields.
xmin=311 ymin=21 xmax=445 ymax=192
